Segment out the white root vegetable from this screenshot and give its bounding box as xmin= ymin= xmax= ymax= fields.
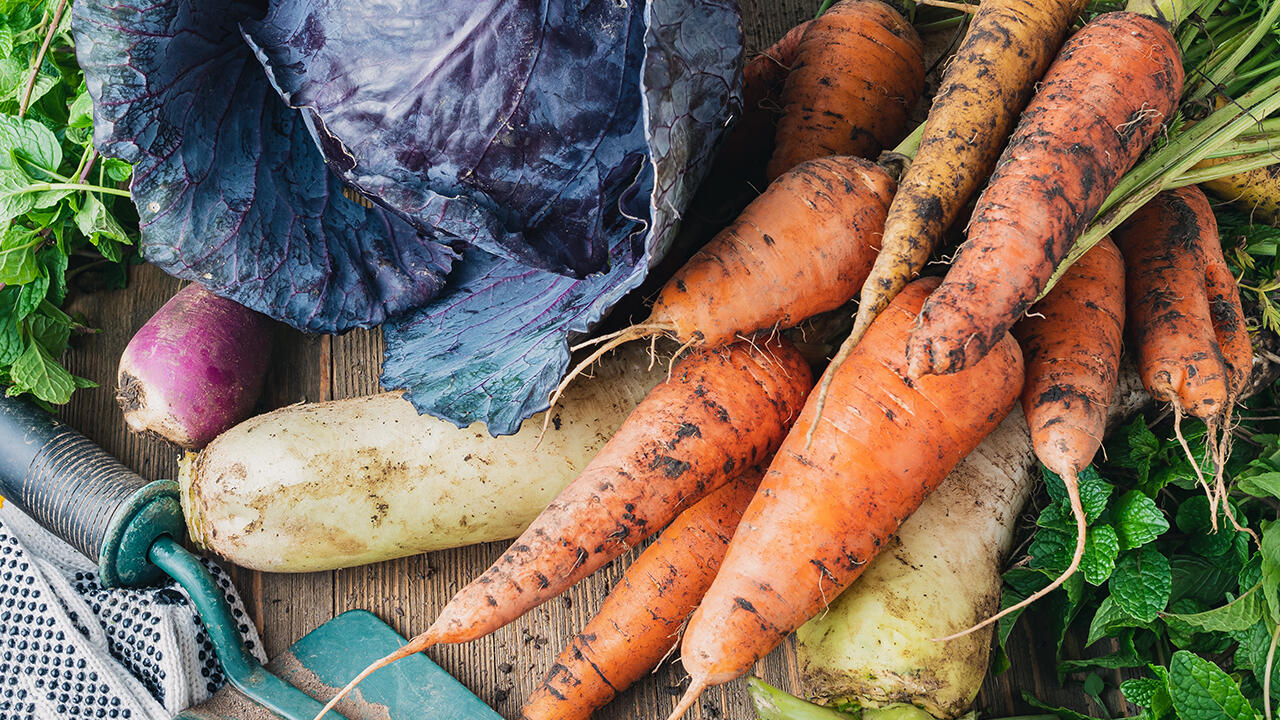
xmin=795 ymin=367 xmax=1150 ymax=718
xmin=180 ymin=344 xmax=667 ymax=572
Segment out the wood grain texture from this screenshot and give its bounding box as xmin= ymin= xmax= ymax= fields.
xmin=54 ymin=3 xmax=1118 ymax=718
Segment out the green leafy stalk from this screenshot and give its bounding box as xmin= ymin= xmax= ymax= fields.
xmin=0 ymin=0 xmax=138 ymax=405
xmin=1185 ymin=0 xmax=1280 ymax=102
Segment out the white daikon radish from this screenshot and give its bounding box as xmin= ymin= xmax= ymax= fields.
xmin=180 ymin=344 xmax=667 ymax=572
xmin=795 ymin=367 xmax=1150 ymax=717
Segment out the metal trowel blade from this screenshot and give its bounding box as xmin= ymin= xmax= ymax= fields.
xmin=176 ymin=609 xmax=502 ymax=720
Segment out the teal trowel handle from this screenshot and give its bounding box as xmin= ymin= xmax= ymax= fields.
xmin=0 ymin=396 xmax=184 ymax=587
xmin=0 ymin=397 xmax=351 ymax=720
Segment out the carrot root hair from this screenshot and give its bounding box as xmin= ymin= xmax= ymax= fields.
xmin=666 ymin=678 xmax=709 ymax=720
xmin=540 ymin=323 xmax=676 ymax=442
xmin=310 ymin=630 xmax=438 ymax=720
xmin=934 ymin=469 xmax=1087 ymax=643
xmin=1170 ymin=401 xmax=1220 ymax=532
xmin=803 ymin=315 xmax=874 ymax=448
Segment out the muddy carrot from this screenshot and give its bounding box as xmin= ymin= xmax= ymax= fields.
xmin=520 ymin=467 xmax=765 ymax=720
xmin=314 ymin=337 xmax=813 ymax=719
xmin=765 ymin=0 xmax=924 ymax=180
xmin=905 ymin=8 xmax=1185 ymax=378
xmin=666 ymin=277 xmax=1023 ymax=718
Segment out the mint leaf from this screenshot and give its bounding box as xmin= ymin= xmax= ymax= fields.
xmin=1120 ymin=417 xmax=1162 ymax=489
xmin=1088 ymin=595 xmax=1146 ymax=646
xmin=74 ymin=193 xmax=130 ymax=248
xmin=1165 ymin=584 xmax=1264 ymax=633
xmin=68 ymin=89 xmax=93 ymax=130
xmin=103 ymin=157 xmax=130 ymax=182
xmin=27 ymin=311 xmax=69 ymax=357
xmin=1060 ymin=631 xmax=1144 ymax=673
xmin=1236 ymin=471 xmax=1280 ymax=501
xmin=37 ymin=247 xmax=65 ymax=305
xmin=1043 ymin=465 xmax=1113 ymax=522
xmin=1022 ymin=692 xmax=1111 ymax=720
xmin=1031 ymin=527 xmax=1077 ymax=572
xmin=1115 ymin=490 xmax=1170 ymax=551
xmin=1084 ymin=524 xmax=1120 ymax=585
xmin=1122 ymin=676 xmax=1172 ymax=716
xmin=0 ymin=166 xmax=41 ymax=222
xmin=0 ymin=224 xmax=37 ymax=284
xmin=0 ymin=113 xmax=62 ymax=174
xmin=8 ymin=338 xmax=74 ymax=404
xmin=1167 ymin=650 xmax=1254 ymax=720
xmin=0 ymin=318 xmax=19 ymax=365
xmin=1110 ymin=546 xmax=1172 ymax=622
xmin=1172 ymin=554 xmax=1243 ymax=607
xmin=1177 ymin=496 xmax=1239 ymax=558
xmin=15 ymin=268 xmax=46 ymax=320
xmin=1039 ymin=501 xmax=1078 ymax=533
xmin=1260 ymin=521 xmax=1280 ymax=624
xmin=1235 ymin=620 xmax=1280 ymax=690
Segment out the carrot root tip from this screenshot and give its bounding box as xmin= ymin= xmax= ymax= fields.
xmin=310 ymin=632 xmax=438 ymax=720
xmin=539 ymin=324 xmax=671 ymax=445
xmin=666 ymin=678 xmax=709 ymax=720
xmin=934 ymin=470 xmax=1087 ymax=643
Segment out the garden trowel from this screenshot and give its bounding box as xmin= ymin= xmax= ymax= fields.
xmin=0 ymin=396 xmax=501 ymax=720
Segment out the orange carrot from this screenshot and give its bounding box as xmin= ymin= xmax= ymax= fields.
xmin=1203 ymin=234 xmax=1252 ymax=400
xmin=942 ymin=238 xmax=1125 ymax=640
xmin=1115 ymin=185 xmax=1246 ymax=532
xmin=905 ymin=11 xmax=1183 ymax=378
xmin=552 ymin=156 xmax=893 ymax=412
xmin=765 ymin=0 xmax=924 ymax=181
xmin=315 ymin=338 xmax=812 ymax=719
xmin=846 ymin=0 xmax=1087 ymax=361
xmin=667 ymin=277 xmax=1023 ymax=718
xmin=1116 ymin=186 xmax=1230 ymax=420
xmin=714 ymin=20 xmax=812 ymax=184
xmin=520 ymin=466 xmax=765 ymax=720
xmin=808 ymin=0 xmax=1086 ymax=439
xmin=649 ymin=156 xmax=891 ymax=347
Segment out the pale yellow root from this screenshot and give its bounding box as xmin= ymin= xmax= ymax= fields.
xmin=934 ymin=469 xmax=1087 ymax=642
xmin=310 ymin=631 xmax=437 ymax=720
xmin=666 ymin=679 xmax=709 ymax=720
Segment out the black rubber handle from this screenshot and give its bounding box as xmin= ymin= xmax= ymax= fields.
xmin=0 ymin=396 xmax=183 ymax=586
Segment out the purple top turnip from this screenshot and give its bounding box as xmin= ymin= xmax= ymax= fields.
xmin=117 ymin=283 xmax=273 ymax=449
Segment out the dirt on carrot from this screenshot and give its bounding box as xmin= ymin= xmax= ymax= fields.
xmin=848 ymin=0 xmax=1087 ymax=358
xmin=520 ymin=466 xmax=765 ymax=720
xmin=550 ymin=155 xmax=893 ymax=415
xmin=313 ymin=337 xmax=813 ymax=719
xmin=765 ymin=0 xmax=924 ymax=181
xmin=941 ymin=238 xmax=1126 ymax=640
xmin=666 ymin=276 xmax=1024 ymax=718
xmin=905 ymin=11 xmax=1183 ymax=378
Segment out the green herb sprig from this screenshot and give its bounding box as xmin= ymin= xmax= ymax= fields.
xmin=0 ymin=0 xmax=136 ymax=406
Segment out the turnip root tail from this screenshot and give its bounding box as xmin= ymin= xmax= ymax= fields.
xmin=310 ymin=630 xmax=438 ymax=720
xmin=540 ymin=323 xmax=676 ymax=441
xmin=666 ymin=679 xmax=708 ymax=720
xmin=935 ymin=470 xmax=1087 ymax=643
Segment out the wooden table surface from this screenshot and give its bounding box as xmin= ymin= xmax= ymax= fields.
xmin=54 ymin=3 xmax=1119 ymax=719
